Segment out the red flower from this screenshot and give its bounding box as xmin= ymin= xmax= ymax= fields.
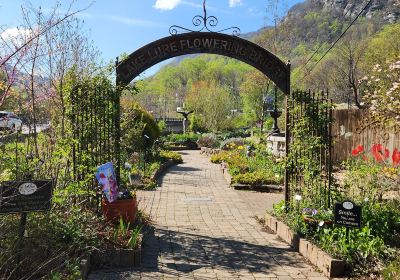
xmin=351 ymin=145 xmax=364 ymax=156
xmin=392 ymin=148 xmax=400 ymax=166
xmin=371 ymin=144 xmax=390 ymax=162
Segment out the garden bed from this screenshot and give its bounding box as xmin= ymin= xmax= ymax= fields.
xmin=81 ymin=245 xmax=142 ymax=279
xmin=220 ymin=162 xmax=283 ymax=193
xmin=264 ymin=212 xmax=346 ymax=278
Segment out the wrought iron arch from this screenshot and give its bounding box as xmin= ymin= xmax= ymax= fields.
xmin=116 ymin=32 xmax=290 ymax=94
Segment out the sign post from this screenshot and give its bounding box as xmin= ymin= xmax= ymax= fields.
xmin=334 ymin=200 xmax=362 ymax=241
xmin=0 ymin=180 xmax=53 ymax=275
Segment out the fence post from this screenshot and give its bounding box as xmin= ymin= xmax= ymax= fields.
xmin=115 ymin=57 xmax=122 ymax=183
xmin=284 ymin=61 xmax=291 ymax=207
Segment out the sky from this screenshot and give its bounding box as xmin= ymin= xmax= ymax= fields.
xmin=0 ymin=0 xmax=304 ymax=76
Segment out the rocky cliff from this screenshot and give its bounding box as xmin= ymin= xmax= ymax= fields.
xmin=288 ymin=0 xmax=400 ymax=23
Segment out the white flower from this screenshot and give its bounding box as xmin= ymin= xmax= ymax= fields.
xmin=294 ymin=194 xmax=302 ymax=201
xmin=318 ymin=221 xmax=324 ymax=227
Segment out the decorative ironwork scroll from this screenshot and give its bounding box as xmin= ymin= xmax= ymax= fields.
xmin=169 ymin=0 xmax=241 ymax=36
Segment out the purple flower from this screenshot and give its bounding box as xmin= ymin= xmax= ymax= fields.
xmin=302 ymin=208 xmax=311 ymax=215
xmin=311 ymin=209 xmax=318 ymax=216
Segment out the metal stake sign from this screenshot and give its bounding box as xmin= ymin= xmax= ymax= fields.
xmin=0 ymin=180 xmax=53 ymax=214
xmin=334 ymin=200 xmax=362 ymax=228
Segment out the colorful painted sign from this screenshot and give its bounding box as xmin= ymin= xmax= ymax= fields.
xmin=96 ymin=162 xmax=119 ymax=203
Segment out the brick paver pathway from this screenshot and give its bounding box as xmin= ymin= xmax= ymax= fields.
xmin=89 ymin=150 xmax=328 ymax=280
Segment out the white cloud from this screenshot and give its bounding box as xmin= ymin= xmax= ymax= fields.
xmin=229 ymin=0 xmax=243 ymax=8
xmin=154 ymin=0 xmax=182 ymax=10
xmin=1 ymin=27 xmax=32 ymax=41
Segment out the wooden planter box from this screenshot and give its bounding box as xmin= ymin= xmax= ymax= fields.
xmin=299 ymin=238 xmax=345 ymax=278
xmin=264 ymin=212 xmax=345 ymax=278
xmin=91 ymin=247 xmax=141 ymax=268
xmin=102 ymin=198 xmax=137 ymax=224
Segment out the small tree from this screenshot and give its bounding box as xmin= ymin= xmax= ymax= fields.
xmin=361 ymin=59 xmax=400 ymax=126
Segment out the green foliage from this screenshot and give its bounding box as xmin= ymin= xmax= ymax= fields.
xmin=165 ymin=133 xmax=199 ymax=143
xmin=219 ymin=138 xmax=245 ymax=150
xmin=211 ymin=145 xmax=283 ymax=186
xmin=121 ymin=102 xmax=160 ymax=154
xmin=271 ymin=200 xmax=394 ymax=269
xmin=112 ymin=217 xmax=142 ymax=250
xmin=160 ymin=150 xmax=183 ymax=164
xmin=157 ymin=120 xmax=167 ymax=133
xmin=185 ymin=80 xmax=236 ymax=132
xmin=363 ymin=23 xmax=400 ymax=68
xmin=383 ymin=256 xmax=400 ymax=280
xmin=285 ymin=93 xmax=333 ymax=208
xmin=315 ymin=225 xmax=386 ymax=263
xmin=232 ymin=171 xmax=280 ymax=186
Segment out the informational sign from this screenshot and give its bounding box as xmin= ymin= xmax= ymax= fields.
xmin=0 ymin=180 xmax=53 ymax=214
xmin=334 ymin=200 xmax=362 ymax=228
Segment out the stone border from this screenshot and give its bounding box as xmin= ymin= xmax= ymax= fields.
xmin=151 ymin=160 xmax=175 ymax=180
xmin=81 ymin=247 xmax=141 ymax=279
xmin=264 ymin=212 xmax=346 ymax=278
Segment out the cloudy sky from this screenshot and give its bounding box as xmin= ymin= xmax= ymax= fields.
xmin=0 ymin=0 xmax=303 ymax=75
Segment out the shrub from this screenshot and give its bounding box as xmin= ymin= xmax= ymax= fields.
xmin=160 ymin=150 xmax=183 ymax=164
xmin=210 ymin=150 xmax=229 ymax=163
xmin=121 ymin=102 xmax=160 ymax=154
xmin=219 ymin=137 xmax=245 ymax=150
xmin=232 ymin=171 xmax=280 ymax=186
xmin=197 ymin=134 xmax=219 ymax=148
xmin=165 ymin=133 xmax=199 ymax=144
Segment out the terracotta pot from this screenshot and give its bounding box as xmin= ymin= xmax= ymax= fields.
xmin=102 ymin=197 xmax=137 ymax=224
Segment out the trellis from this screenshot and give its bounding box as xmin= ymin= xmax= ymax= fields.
xmin=68 ymin=76 xmax=120 ymax=198
xmin=285 ymin=90 xmax=333 ymax=209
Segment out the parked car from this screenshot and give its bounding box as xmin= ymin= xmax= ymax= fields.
xmin=0 ymin=111 xmax=22 ymax=131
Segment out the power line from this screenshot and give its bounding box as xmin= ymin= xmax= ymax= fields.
xmin=300 ymin=7 xmax=352 ymax=71
xmin=303 ymin=0 xmax=373 ymax=77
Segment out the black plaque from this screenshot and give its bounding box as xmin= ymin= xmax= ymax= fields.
xmin=334 ymin=200 xmax=362 ymax=228
xmin=117 ymin=32 xmax=290 ymax=94
xmin=0 ymin=180 xmax=53 ymax=214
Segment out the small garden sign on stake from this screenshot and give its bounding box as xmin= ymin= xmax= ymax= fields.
xmin=334 ymin=200 xmax=362 ymax=240
xmin=334 ymin=200 xmax=362 ymax=228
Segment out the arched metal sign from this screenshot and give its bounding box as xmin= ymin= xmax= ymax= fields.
xmin=116 ymin=32 xmax=290 ymax=94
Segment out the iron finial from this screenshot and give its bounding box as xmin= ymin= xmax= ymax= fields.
xmin=169 ymin=0 xmax=240 ymax=36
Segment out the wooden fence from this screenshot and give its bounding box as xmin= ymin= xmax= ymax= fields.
xmin=331 ymin=109 xmax=400 ymax=163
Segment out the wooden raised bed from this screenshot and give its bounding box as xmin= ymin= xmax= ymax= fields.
xmin=264 ymin=212 xmax=346 ymax=278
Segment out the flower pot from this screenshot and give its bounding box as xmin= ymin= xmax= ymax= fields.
xmin=102 ymin=197 xmax=137 ymax=224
